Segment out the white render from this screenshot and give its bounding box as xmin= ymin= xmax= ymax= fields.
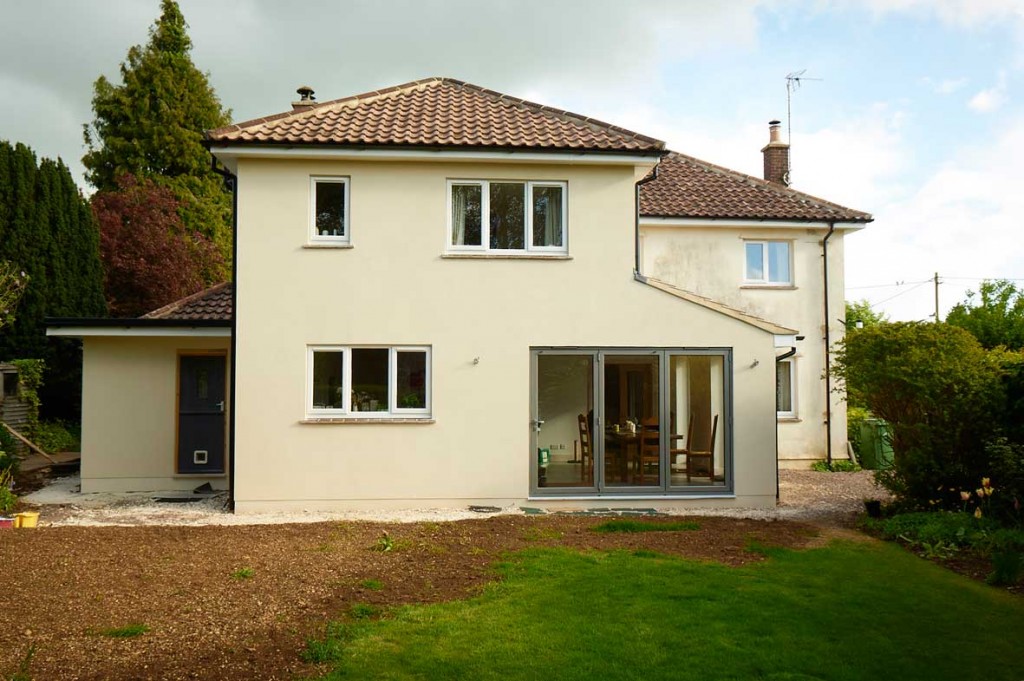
xmin=222 ymin=155 xmax=786 ymax=511
xmin=640 ymin=220 xmax=851 ymax=467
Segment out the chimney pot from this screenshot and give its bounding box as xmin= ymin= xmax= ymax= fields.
xmin=292 ymin=85 xmax=317 ymax=111
xmin=761 ymin=119 xmax=790 ymax=186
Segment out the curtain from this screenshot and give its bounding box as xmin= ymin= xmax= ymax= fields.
xmin=452 ymin=186 xmax=467 ymax=245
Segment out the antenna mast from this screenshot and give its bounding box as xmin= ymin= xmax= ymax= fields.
xmin=785 ymin=70 xmax=822 ymax=183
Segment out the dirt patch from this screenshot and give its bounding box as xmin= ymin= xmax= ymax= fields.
xmin=0 ymin=515 xmax=818 ymax=680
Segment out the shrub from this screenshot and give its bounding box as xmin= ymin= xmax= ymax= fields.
xmin=34 ymin=420 xmax=79 ymax=454
xmin=833 ymin=323 xmax=1008 ymax=509
xmin=847 ymin=406 xmax=870 ymax=460
xmin=0 ymin=467 xmax=16 ymax=513
xmin=811 ymin=460 xmax=862 ymax=472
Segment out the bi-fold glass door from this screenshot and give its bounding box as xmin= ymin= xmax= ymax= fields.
xmin=531 ymin=348 xmax=730 ymax=495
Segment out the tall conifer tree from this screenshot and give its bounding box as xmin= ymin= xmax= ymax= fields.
xmin=0 ymin=141 xmax=106 ymax=420
xmin=83 ymin=0 xmax=231 ymax=279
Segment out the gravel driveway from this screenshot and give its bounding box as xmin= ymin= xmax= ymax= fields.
xmin=20 ymin=470 xmax=890 ymax=527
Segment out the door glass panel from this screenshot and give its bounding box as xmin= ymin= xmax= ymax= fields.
xmin=603 ymin=355 xmax=660 ymax=487
xmin=536 ymin=354 xmax=594 ymax=488
xmin=669 ymin=354 xmax=726 ymax=488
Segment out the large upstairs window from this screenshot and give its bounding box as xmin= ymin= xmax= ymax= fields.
xmin=449 ymin=180 xmax=566 ymax=254
xmin=744 ymin=240 xmax=791 ymax=285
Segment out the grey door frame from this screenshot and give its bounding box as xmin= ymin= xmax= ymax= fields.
xmin=530 ymin=347 xmax=734 ymax=497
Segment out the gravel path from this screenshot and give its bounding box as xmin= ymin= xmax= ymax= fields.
xmin=21 ymin=470 xmax=891 ymax=527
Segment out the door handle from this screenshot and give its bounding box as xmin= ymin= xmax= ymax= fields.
xmin=216 ymin=401 xmax=225 ymax=413
xmin=532 ymin=419 xmax=545 ymax=432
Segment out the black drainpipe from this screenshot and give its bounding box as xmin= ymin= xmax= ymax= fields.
xmin=211 ymin=157 xmax=238 ymax=512
xmin=822 ymin=222 xmax=836 ymax=466
xmin=634 ymin=165 xmax=659 ymax=275
xmin=775 ymin=346 xmax=797 ymax=500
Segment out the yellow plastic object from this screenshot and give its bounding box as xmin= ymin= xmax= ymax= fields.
xmin=14 ymin=511 xmax=38 ymax=528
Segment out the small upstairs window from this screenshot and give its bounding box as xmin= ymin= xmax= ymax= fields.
xmin=449 ymin=180 xmax=566 ymax=254
xmin=745 ymin=240 xmax=791 ymax=285
xmin=311 ymin=177 xmax=350 ymax=244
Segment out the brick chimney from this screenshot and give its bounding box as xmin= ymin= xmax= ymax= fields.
xmin=761 ymin=120 xmax=790 ymax=186
xmin=292 ymin=85 xmax=316 ymax=111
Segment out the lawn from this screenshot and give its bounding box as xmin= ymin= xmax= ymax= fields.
xmin=312 ymin=540 xmax=1024 ymax=681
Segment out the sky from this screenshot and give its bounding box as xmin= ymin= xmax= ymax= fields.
xmin=2 ymin=0 xmax=1023 ymax=321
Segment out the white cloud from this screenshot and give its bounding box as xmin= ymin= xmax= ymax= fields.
xmin=922 ymin=76 xmax=968 ymax=94
xmin=968 ymin=72 xmax=1008 ymax=112
xmin=854 ymin=0 xmax=1024 ymax=27
xmin=845 ymin=116 xmax=1024 ymax=320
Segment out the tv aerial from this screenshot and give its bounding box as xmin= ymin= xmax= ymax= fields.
xmin=785 ymin=70 xmax=823 ymax=184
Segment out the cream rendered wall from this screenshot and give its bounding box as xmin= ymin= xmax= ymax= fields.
xmin=232 ymin=158 xmax=782 ymax=511
xmin=80 ymin=336 xmax=231 ymax=492
xmin=641 ymin=224 xmax=849 ymax=467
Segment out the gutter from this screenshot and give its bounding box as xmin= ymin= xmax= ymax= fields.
xmin=211 ymin=158 xmax=239 ymax=513
xmin=634 ymin=166 xmax=660 ymax=275
xmin=822 ymin=223 xmax=836 ymax=466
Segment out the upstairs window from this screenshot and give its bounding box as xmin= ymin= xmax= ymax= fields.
xmin=745 ymin=240 xmax=791 ymax=285
xmin=311 ymin=177 xmax=350 ymax=243
xmin=449 ymin=180 xmax=566 ymax=254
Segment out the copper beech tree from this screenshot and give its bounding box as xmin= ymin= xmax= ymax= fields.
xmin=92 ymin=175 xmax=223 ymax=317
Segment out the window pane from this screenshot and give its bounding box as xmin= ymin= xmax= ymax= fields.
xmin=315 ymin=182 xmax=346 ymax=237
xmin=668 ymin=354 xmax=725 ymax=488
xmin=312 ymin=351 xmax=344 ymax=409
xmin=396 ymin=351 xmax=427 ymax=409
xmin=777 ymin=362 xmax=793 ymax=413
xmin=351 ymin=349 xmax=389 ymax=412
xmin=768 ymin=242 xmax=790 ymax=283
xmin=532 ymin=185 xmax=563 ymax=247
xmin=490 ymin=182 xmax=525 ymax=249
xmin=603 ymin=355 xmax=660 ymax=488
xmin=451 ymin=184 xmax=482 ymax=246
xmin=745 ymin=242 xmax=764 ymax=280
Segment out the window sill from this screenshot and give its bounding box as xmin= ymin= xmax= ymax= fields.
xmin=741 ymin=283 xmax=796 ymax=290
xmin=442 ymin=253 xmax=572 ymax=261
xmin=303 ymin=243 xmax=354 ymax=249
xmin=777 ymin=416 xmax=801 ymax=422
xmin=301 ymin=417 xmax=435 ymax=425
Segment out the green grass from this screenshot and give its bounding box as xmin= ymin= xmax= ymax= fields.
xmin=359 ymin=579 xmax=384 ymax=591
xmin=230 ymin=567 xmax=254 ymax=580
xmin=310 ymin=541 xmax=1024 ymax=680
xmin=592 ymin=519 xmax=700 ymax=533
xmin=96 ymin=624 xmax=149 ymax=639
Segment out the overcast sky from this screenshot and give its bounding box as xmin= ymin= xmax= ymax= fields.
xmin=2 ymin=0 xmax=1023 ymax=320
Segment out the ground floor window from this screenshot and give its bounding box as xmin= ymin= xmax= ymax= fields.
xmin=532 ymin=348 xmax=730 ymax=495
xmin=776 ymin=358 xmax=796 ymax=418
xmin=307 ymin=346 xmax=430 ymax=418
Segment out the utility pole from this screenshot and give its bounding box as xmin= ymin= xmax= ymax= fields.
xmin=934 ymin=272 xmax=941 ymax=322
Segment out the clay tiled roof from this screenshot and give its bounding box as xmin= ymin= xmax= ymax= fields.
xmin=206 ymin=77 xmax=665 ymax=154
xmin=141 ymin=282 xmax=233 ymax=321
xmin=640 ymin=152 xmax=872 ymax=223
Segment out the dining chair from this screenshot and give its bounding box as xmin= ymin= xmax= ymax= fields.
xmin=685 ymin=414 xmax=718 ymax=483
xmin=577 ymin=413 xmax=593 ymax=484
xmin=637 ymin=416 xmax=660 ymax=485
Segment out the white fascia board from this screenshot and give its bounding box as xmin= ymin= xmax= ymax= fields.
xmin=210 ymin=145 xmax=660 ymax=172
xmin=47 ymin=327 xmax=231 ymax=338
xmin=773 ymin=334 xmax=798 ymax=348
xmin=640 ymin=217 xmax=865 ymax=231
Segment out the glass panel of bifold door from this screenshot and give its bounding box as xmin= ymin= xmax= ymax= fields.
xmin=603 ymin=354 xmax=661 ymax=487
xmin=536 ymin=354 xmax=595 ymax=488
xmin=668 ymin=354 xmax=727 ymax=488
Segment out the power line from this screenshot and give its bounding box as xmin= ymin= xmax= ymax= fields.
xmin=868 ymin=280 xmax=930 ymax=308
xmin=846 ymin=279 xmax=930 ymax=291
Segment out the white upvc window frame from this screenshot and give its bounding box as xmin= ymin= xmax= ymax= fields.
xmin=776 ymin=357 xmax=797 ymax=419
xmin=309 ymin=176 xmax=351 ymax=244
xmin=306 ymin=345 xmax=431 ymax=419
xmin=743 ymin=239 xmax=792 ymax=285
xmin=446 ymin=179 xmax=568 ymax=255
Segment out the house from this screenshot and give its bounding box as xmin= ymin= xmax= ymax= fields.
xmin=638 ymin=127 xmax=872 ymax=467
xmin=48 ymin=78 xmax=870 ymax=511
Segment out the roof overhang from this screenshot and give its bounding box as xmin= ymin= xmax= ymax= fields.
xmin=639 ymin=217 xmax=868 ymax=231
xmin=209 ymin=144 xmax=663 ymax=175
xmin=46 ymin=318 xmax=231 ymax=338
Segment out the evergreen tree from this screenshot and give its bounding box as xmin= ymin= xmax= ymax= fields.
xmin=83 ymin=0 xmax=231 ymax=280
xmin=0 ymin=141 xmax=107 ymax=420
